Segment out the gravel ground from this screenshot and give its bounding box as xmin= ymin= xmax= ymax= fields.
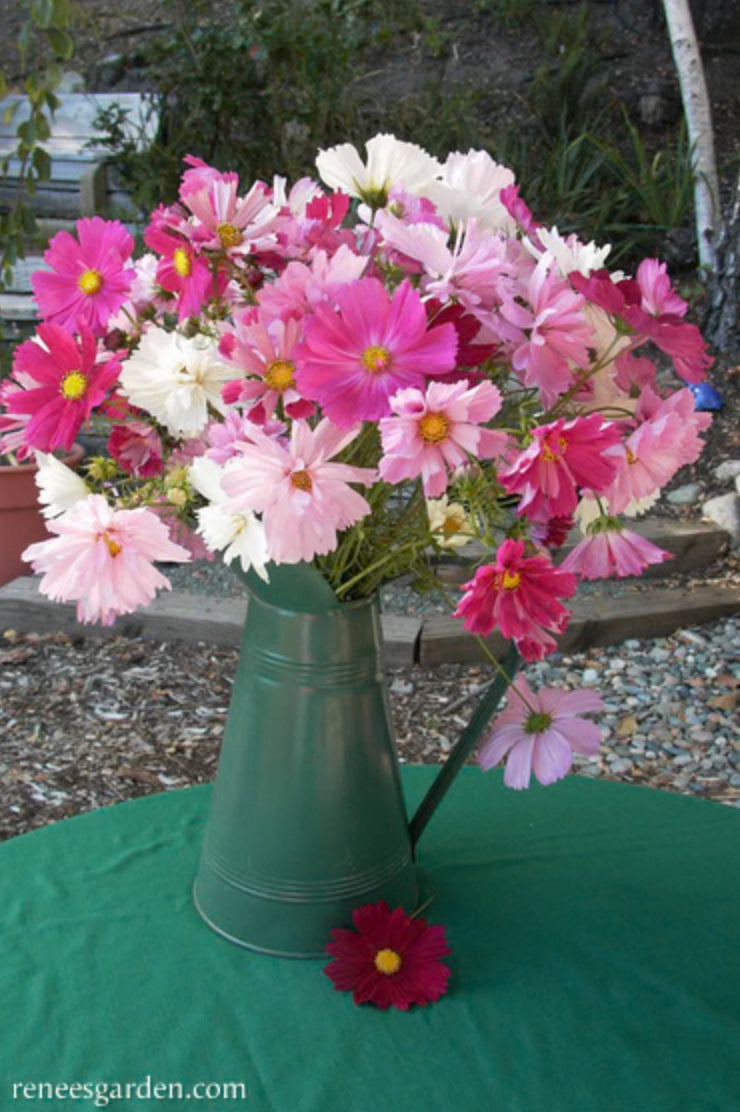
xmin=1 ymin=608 xmax=737 ymax=843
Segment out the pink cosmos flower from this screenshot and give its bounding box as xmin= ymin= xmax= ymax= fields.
xmin=179 ymin=166 xmax=276 ymax=257
xmin=601 ymin=389 xmax=709 ymax=515
xmin=23 ymin=494 xmax=191 ymax=625
xmin=145 ymin=219 xmax=216 ymax=320
xmin=4 ymin=324 xmax=120 ymax=452
xmin=220 ymin=312 xmax=313 ymax=421
xmin=634 ymin=386 xmax=712 ymax=465
xmin=204 ymin=409 xmax=286 ymax=466
xmin=256 ymin=246 xmax=369 ymax=325
xmin=570 ymin=267 xmax=713 ymax=383
xmin=107 ymin=419 xmax=164 ymax=478
xmin=478 ymin=676 xmax=603 ymax=789
xmin=454 ymin=539 xmax=577 ymax=660
xmin=379 ymin=379 xmax=506 ymax=497
xmin=501 ymin=254 xmax=594 ymax=407
xmin=221 ymin=418 xmax=376 ymax=564
xmin=32 ymin=217 xmax=134 ymax=334
xmin=377 ymin=213 xmax=518 ymax=319
xmin=324 ymin=900 xmax=451 ymax=1010
xmin=295 ymin=278 xmax=458 ymax=426
xmin=499 ymin=414 xmax=622 ymax=521
xmin=561 ymin=522 xmax=671 ymax=579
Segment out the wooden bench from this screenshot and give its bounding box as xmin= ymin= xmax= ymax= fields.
xmin=0 ymin=92 xmax=158 ymax=335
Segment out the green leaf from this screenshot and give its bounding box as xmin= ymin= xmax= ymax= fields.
xmin=44 ymin=62 xmax=63 ymax=90
xmin=0 ymin=72 xmax=6 ymax=99
xmin=31 ymin=0 xmax=55 ymax=29
xmin=45 ymin=28 xmax=74 ymax=60
xmin=32 ymin=146 xmax=51 ymax=180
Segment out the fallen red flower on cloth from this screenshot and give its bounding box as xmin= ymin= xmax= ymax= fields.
xmin=324 ymin=900 xmax=451 ymax=1010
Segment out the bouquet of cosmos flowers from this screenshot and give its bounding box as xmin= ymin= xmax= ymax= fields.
xmin=0 ymin=133 xmax=712 ymax=790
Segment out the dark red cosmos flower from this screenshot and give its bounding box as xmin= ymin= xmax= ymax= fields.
xmin=324 ymin=901 xmax=452 ymax=1010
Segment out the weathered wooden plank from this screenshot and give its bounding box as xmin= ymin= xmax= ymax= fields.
xmin=0 ymin=93 xmax=158 ymax=151
xmin=417 ymin=582 xmax=740 ymax=666
xmin=0 ymin=577 xmax=421 ymax=663
xmin=0 ymin=578 xmax=248 ymax=648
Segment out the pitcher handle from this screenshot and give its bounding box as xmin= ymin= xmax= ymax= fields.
xmin=408 ymin=643 xmax=520 ymax=852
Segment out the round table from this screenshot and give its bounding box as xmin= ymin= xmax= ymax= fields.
xmin=2 ymin=769 xmax=738 ymax=1111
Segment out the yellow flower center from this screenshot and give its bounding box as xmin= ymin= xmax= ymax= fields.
xmin=78 ymin=269 xmax=103 ymax=295
xmin=499 ymin=569 xmax=521 ymax=590
xmin=101 ymin=533 xmax=122 ymax=558
xmin=60 ymin=371 xmax=88 ymax=400
xmin=217 ymin=222 xmax=242 ymax=248
xmin=360 ymin=345 xmax=391 ymax=374
xmin=291 ymin=469 xmax=313 ymax=492
xmin=418 ymin=412 xmax=449 ymax=444
xmin=173 ymin=247 xmax=192 ymax=277
xmin=374 ymin=948 xmax=402 ymax=976
xmin=264 ymin=359 xmax=295 ymax=392
xmin=626 ymin=447 xmax=637 ymax=465
xmin=541 ymin=444 xmax=559 ymax=464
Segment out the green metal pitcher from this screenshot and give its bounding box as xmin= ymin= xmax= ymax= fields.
xmin=193 ymin=561 xmax=517 ymax=957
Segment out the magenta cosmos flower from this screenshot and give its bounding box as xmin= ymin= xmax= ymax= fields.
xmin=32 ymin=217 xmax=134 ymax=334
xmin=324 ymin=901 xmax=451 ymax=1010
xmin=4 ymin=323 xmax=120 ymax=453
xmin=478 ymin=676 xmax=603 ymax=789
xmin=454 ymin=538 xmax=576 ymax=660
xmin=23 ymin=495 xmax=191 ymax=626
xmin=295 ymin=277 xmax=458 ymax=426
xmin=379 ymin=378 xmax=506 ymax=497
xmin=499 ymin=413 xmax=622 ymax=522
xmin=220 ymin=418 xmax=376 ymax=564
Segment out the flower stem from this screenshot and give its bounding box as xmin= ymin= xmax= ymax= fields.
xmin=408 ymin=641 xmax=520 ymax=852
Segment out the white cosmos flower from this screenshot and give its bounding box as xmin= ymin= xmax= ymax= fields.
xmin=189 ymin=457 xmax=269 ymax=579
xmin=315 ymin=133 xmax=442 ymax=202
xmin=528 ymin=225 xmax=614 ymax=278
xmin=34 ymin=452 xmax=89 ymax=518
xmin=119 ymin=327 xmax=241 ymax=438
xmin=420 ymin=149 xmax=517 ymax=233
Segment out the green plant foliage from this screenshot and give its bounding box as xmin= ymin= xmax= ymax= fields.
xmin=0 ymin=0 xmax=75 ymax=285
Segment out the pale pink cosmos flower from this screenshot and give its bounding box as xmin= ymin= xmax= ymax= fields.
xmin=634 ymin=386 xmax=712 ymax=466
xmin=376 ymin=213 xmax=519 ymax=321
xmin=221 ymin=419 xmax=376 ymax=564
xmin=379 ymin=379 xmax=506 ymax=497
xmin=23 ymin=494 xmax=191 ymax=625
xmin=561 ymin=521 xmax=671 ymax=579
xmin=32 ymin=217 xmax=134 ymax=334
xmin=478 ymin=676 xmax=603 ymax=789
xmin=295 ymin=277 xmax=458 ymax=426
xmin=204 ymin=410 xmax=285 ymax=466
xmin=501 ymin=253 xmax=595 ymax=408
xmin=499 ymin=414 xmax=622 ymax=521
xmin=601 ymin=389 xmax=710 ymax=516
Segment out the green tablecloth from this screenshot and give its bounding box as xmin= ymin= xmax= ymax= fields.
xmin=2 ymin=769 xmax=739 ymax=1111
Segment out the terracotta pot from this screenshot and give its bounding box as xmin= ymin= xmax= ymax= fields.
xmin=0 ymin=444 xmax=85 ymax=588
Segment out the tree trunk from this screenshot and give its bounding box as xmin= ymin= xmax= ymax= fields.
xmin=704 ymin=168 xmax=740 ymax=350
xmin=662 ymin=0 xmax=719 ymax=273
